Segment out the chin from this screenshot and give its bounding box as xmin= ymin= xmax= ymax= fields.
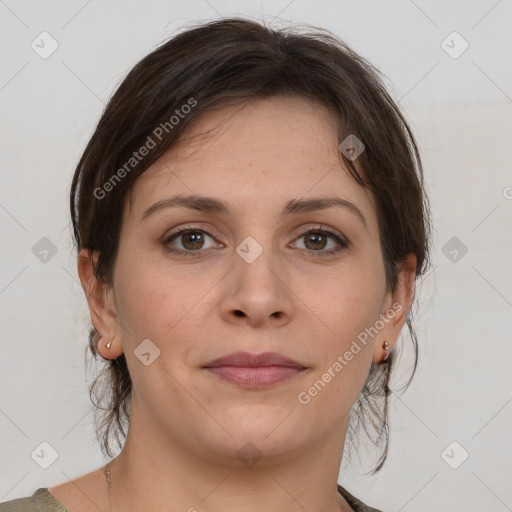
xmin=192 ymin=412 xmax=310 ymax=465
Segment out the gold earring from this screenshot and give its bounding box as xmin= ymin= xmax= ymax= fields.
xmin=382 ymin=340 xmax=390 ymax=362
xmin=106 ymin=335 xmax=114 ymax=349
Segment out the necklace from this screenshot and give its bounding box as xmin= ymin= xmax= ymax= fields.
xmin=104 ymin=463 xmax=112 ymax=511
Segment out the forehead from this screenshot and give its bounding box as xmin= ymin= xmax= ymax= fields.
xmin=125 ymin=96 xmax=376 ymax=227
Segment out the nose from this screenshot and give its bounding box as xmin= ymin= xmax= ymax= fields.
xmin=220 ymin=247 xmax=295 ymax=328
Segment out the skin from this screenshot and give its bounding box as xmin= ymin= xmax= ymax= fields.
xmin=49 ymin=96 xmax=416 ymax=512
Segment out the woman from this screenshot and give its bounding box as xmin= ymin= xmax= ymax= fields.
xmin=1 ymin=17 xmax=430 ymax=512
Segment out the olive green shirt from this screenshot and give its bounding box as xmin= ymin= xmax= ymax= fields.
xmin=0 ymin=485 xmax=383 ymax=512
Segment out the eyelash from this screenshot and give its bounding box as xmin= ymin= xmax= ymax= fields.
xmin=162 ymin=224 xmax=349 ymax=258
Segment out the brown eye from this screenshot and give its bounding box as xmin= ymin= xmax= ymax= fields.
xmin=164 ymin=228 xmax=218 ymax=257
xmin=303 ymin=232 xmax=328 ymax=251
xmin=291 ymin=228 xmax=348 ymax=257
xmin=179 ymin=230 xmax=206 ymax=250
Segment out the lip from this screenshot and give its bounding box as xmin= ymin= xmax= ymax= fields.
xmin=203 ymin=351 xmax=306 ymax=368
xmin=202 ymin=351 xmax=308 ymax=389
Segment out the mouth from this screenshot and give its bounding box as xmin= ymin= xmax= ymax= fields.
xmin=202 ymin=351 xmax=308 ymax=389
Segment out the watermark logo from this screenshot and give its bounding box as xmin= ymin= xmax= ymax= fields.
xmin=339 ymin=134 xmax=365 ymax=161
xmin=237 ymin=442 xmax=262 ymax=468
xmin=442 ymin=236 xmax=468 ymax=263
xmin=441 ymin=441 xmax=469 ymax=469
xmin=441 ymin=31 xmax=469 ymax=59
xmin=236 ymin=236 xmax=263 ymax=264
xmin=31 ymin=32 xmax=59 ymax=59
xmin=134 ymin=338 xmax=161 ymax=366
xmin=31 ymin=441 xmax=59 ymax=469
xmin=32 ymin=237 xmax=58 ymax=263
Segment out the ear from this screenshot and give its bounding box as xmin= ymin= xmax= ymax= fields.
xmin=372 ymin=253 xmax=417 ymax=364
xmin=77 ymin=248 xmax=124 ymax=359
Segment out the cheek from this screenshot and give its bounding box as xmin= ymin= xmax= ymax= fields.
xmin=112 ymin=251 xmax=220 ymax=348
xmin=297 ymin=256 xmax=385 ymax=394
xmin=116 ymin=285 xmax=182 ymax=346
xmin=296 ymin=269 xmax=384 ymax=422
xmin=303 ymin=260 xmax=386 ymax=343
xmin=112 ymin=252 xmax=177 ymax=339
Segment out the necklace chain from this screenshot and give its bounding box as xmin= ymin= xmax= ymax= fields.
xmin=104 ymin=463 xmax=112 ymax=493
xmin=104 ymin=463 xmax=112 ymax=512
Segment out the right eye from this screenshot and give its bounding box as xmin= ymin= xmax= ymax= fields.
xmin=163 ymin=228 xmax=220 ymax=257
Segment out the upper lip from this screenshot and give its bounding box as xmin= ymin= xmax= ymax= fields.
xmin=203 ymin=351 xmax=306 ymax=369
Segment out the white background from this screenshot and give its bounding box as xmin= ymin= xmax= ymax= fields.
xmin=1 ymin=1 xmax=511 ymax=511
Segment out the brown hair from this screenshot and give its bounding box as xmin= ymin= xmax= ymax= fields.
xmin=70 ymin=17 xmax=431 ymax=473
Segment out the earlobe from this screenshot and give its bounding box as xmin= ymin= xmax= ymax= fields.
xmin=98 ymin=333 xmax=123 ymax=360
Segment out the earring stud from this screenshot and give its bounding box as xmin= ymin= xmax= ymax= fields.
xmin=106 ymin=335 xmax=114 ymax=349
xmin=382 ymin=340 xmax=390 ymax=361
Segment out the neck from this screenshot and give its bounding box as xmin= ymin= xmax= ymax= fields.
xmin=104 ymin=405 xmax=353 ymax=512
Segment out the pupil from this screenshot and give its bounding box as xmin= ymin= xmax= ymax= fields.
xmin=306 ymin=233 xmax=326 ymax=250
xmin=183 ymin=231 xmax=203 ymax=249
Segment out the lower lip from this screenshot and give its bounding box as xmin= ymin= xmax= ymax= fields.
xmin=204 ymin=366 xmax=306 ymax=389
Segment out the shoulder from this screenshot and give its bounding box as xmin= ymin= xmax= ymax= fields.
xmin=337 ymin=483 xmax=384 ymax=512
xmin=0 ymin=488 xmax=70 ymax=512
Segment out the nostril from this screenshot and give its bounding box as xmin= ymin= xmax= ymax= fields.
xmin=234 ymin=310 xmax=245 ymax=317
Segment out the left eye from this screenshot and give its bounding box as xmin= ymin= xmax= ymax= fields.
xmin=291 ymin=229 xmax=347 ymax=255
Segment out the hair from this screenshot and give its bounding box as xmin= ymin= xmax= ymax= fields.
xmin=70 ymin=17 xmax=431 ymax=474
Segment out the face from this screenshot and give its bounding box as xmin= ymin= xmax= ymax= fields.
xmin=80 ymin=96 xmax=414 ymax=464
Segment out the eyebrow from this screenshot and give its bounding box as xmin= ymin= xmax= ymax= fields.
xmin=141 ymin=194 xmax=368 ymax=230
